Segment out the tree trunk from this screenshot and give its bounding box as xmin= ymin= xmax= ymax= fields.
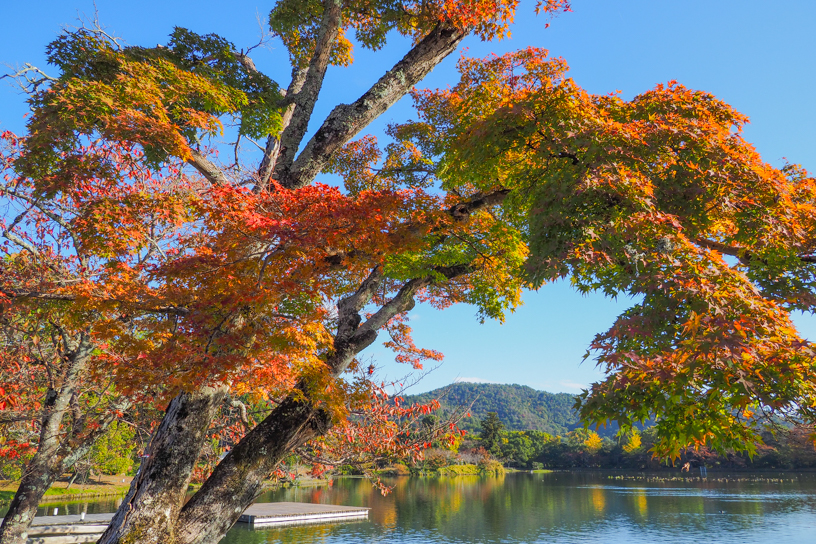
xmin=0 ymin=407 xmax=127 ymax=544
xmin=0 ymin=451 xmax=61 ymax=544
xmin=97 ymin=386 xmax=226 ymax=544
xmin=174 ymin=392 xmax=331 ymax=544
xmin=0 ymin=335 xmax=93 ymax=544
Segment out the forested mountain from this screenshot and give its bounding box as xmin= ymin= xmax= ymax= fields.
xmin=403 ymin=382 xmax=619 ymax=437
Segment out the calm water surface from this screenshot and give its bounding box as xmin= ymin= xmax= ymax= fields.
xmin=22 ymin=472 xmax=816 ymax=543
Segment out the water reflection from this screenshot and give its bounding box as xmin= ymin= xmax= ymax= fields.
xmin=4 ymin=472 xmax=815 ymax=543
xmin=225 ymin=472 xmax=816 ymax=544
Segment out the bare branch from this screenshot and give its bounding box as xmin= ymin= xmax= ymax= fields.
xmin=1 ymin=186 xmax=89 ymax=267
xmin=1 ymin=63 xmax=57 ymax=95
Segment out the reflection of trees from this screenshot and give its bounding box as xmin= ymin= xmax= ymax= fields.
xmin=226 ymin=523 xmax=340 ymax=544
xmin=221 ymin=473 xmax=816 ymax=543
xmin=13 ymin=473 xmax=816 ymax=544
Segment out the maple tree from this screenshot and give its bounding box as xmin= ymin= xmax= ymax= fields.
xmin=0 ymin=130 xmax=154 ymax=541
xmin=408 ymin=47 xmax=816 ymax=458
xmin=0 ymin=2 xmax=573 ymax=544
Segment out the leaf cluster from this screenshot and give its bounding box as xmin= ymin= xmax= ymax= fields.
xmin=409 ymin=47 xmax=816 ymax=458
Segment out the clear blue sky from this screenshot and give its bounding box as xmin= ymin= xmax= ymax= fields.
xmin=2 ymin=1 xmax=815 ymax=394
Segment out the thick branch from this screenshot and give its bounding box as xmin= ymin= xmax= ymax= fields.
xmin=234 ymin=53 xmax=259 ymax=76
xmin=1 ymin=230 xmax=38 ymax=256
xmin=448 ymin=188 xmax=511 ymax=221
xmin=188 ymin=150 xmax=229 ymax=185
xmin=228 ymin=398 xmax=250 ymax=426
xmin=269 ymin=0 xmax=344 ymax=184
xmin=334 ymin=266 xmax=384 ymax=343
xmin=329 ymin=263 xmax=473 ymax=374
xmin=1 ymin=289 xmax=190 ymax=315
xmin=257 ymin=68 xmax=307 ymax=186
xmin=0 ymin=410 xmax=38 ymax=425
xmin=278 ymin=22 xmax=466 ymax=189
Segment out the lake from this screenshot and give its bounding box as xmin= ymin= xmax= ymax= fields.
xmin=21 ymin=471 xmax=816 ymax=543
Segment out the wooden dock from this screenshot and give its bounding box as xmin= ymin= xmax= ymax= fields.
xmin=27 ymin=502 xmax=368 ymax=542
xmin=238 ymin=502 xmax=370 ymax=527
xmin=27 ymin=513 xmax=113 ymax=544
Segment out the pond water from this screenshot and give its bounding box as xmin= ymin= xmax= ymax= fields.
xmin=18 ymin=471 xmax=816 ymax=543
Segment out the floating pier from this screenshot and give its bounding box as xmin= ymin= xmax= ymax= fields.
xmin=238 ymin=502 xmax=370 ymax=527
xmin=27 ymin=513 xmax=113 ymax=544
xmin=27 ymin=502 xmax=369 ymax=543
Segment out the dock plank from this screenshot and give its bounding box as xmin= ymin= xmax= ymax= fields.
xmin=28 ymin=524 xmax=108 ymax=535
xmin=31 ymin=513 xmax=114 ymax=527
xmin=27 ymin=501 xmax=369 ymax=540
xmin=239 ymin=502 xmax=370 ymax=526
xmin=28 ymin=536 xmax=98 ymax=544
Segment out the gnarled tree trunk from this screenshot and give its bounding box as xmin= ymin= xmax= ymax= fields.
xmin=96 ymin=385 xmax=226 ymax=544
xmin=175 ymin=392 xmax=330 ymax=544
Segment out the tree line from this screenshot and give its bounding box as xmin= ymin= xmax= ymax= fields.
xmin=475 ymin=412 xmax=816 ymax=471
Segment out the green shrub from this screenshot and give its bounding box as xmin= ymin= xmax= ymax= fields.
xmin=477 ymin=457 xmax=505 ymax=475
xmin=92 ymin=421 xmax=136 ymax=475
xmin=438 ymin=464 xmax=480 ymax=476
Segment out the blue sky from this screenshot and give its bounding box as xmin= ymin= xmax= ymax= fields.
xmin=2 ymin=1 xmax=815 ymax=394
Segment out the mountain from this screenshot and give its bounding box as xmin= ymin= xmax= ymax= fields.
xmin=402 ymin=382 xmax=619 ymax=437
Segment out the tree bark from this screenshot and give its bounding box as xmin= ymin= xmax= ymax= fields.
xmin=270 ymin=0 xmax=343 ymax=183
xmin=0 ymin=449 xmax=61 ymax=544
xmin=97 ymin=386 xmax=226 ymax=544
xmin=174 ymin=391 xmax=331 ymax=544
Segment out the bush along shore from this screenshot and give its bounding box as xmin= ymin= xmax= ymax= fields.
xmin=371 ymin=413 xmax=816 ymax=477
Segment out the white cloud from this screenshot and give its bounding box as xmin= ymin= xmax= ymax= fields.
xmin=454 ymin=377 xmax=497 ymax=384
xmin=559 ymin=380 xmax=588 ymax=392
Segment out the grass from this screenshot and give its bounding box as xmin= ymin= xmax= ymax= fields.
xmin=0 ymin=476 xmax=133 ymax=504
xmin=43 ymin=487 xmax=89 ymax=496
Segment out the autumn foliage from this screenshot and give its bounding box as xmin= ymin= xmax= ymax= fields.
xmin=406 ymin=47 xmax=816 ymax=457
xmin=2 ymin=2 xmax=816 ymax=543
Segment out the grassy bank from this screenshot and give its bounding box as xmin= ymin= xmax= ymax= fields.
xmin=0 ymin=475 xmax=132 ymax=504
